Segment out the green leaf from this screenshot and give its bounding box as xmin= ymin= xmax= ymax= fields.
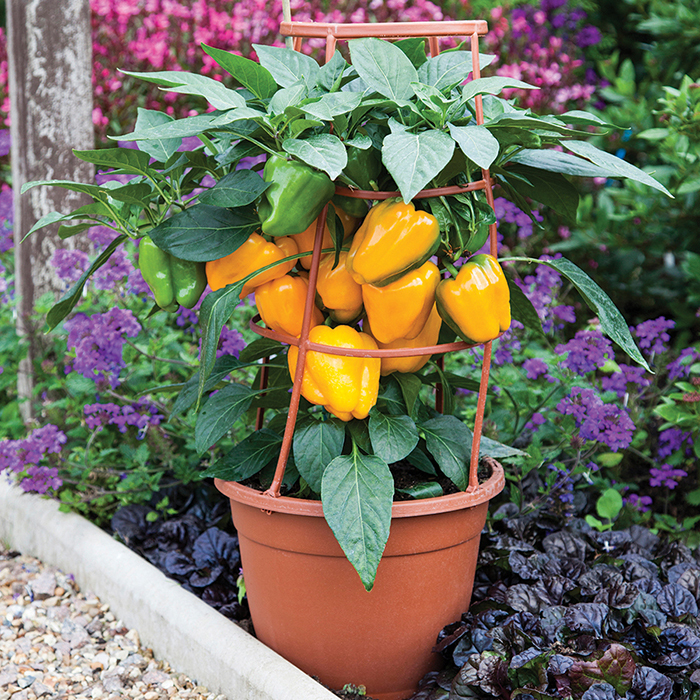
xmin=397 ymin=482 xmax=443 ymax=499
xmin=239 ymin=337 xmax=285 ymax=363
xmin=120 ymin=69 xmax=245 ymax=110
xmin=565 ymin=140 xmax=672 ymax=197
xmin=505 ymin=256 xmax=651 ymax=372
xmin=419 ymin=415 xmax=471 ymax=490
xmin=321 ymin=449 xmax=394 ymax=591
xmin=302 ymin=92 xmax=363 ymax=121
xmin=501 ymin=163 xmax=579 ymax=223
xmin=198 ymin=169 xmax=271 ymax=208
xmin=194 ymin=383 xmax=256 ymax=453
xmin=133 ymin=108 xmax=181 ymax=161
xmin=72 ymin=147 xmax=154 ymax=174
xmin=106 ymin=182 xmax=153 ymax=206
xmin=406 ymin=447 xmax=437 ymax=475
xmin=282 ymin=134 xmax=347 ymax=180
xmin=147 ymin=203 xmax=259 ymax=262
xmin=478 ymin=436 xmax=527 ymax=459
xmin=382 ymin=128 xmax=455 ymax=202
xmin=394 ymin=38 xmax=428 ymax=68
xmin=349 ymin=37 xmax=418 ymax=102
xmin=505 ymin=273 xmax=546 ymax=338
xmin=392 ymin=372 xmax=422 ymax=417
xmin=198 ymin=281 xmax=246 ymax=403
xmin=46 ymin=235 xmax=128 ymax=331
xmin=419 ymin=52 xmax=477 ymax=91
xmin=462 ymin=76 xmax=538 ymax=103
xmin=369 ymin=412 xmax=419 ymax=464
xmin=171 ymin=354 xmax=245 ymax=419
xmin=317 ymin=50 xmax=348 ymax=92
xmin=509 ymin=148 xmax=609 ymax=178
xmin=596 ymin=488 xmax=623 ymax=520
xmin=292 ymin=416 xmax=346 ymax=493
xmin=20 ymin=179 xmax=114 ymax=201
xmin=448 ymin=124 xmax=500 ymax=170
xmin=202 ymin=44 xmax=277 ymax=99
xmin=253 ymin=44 xmax=320 ymax=91
xmin=202 ymin=429 xmax=283 ymax=480
xmin=268 ymin=82 xmax=307 ymax=115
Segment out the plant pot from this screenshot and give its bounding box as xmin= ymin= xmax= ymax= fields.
xmin=215 ymin=458 xmax=505 ymax=700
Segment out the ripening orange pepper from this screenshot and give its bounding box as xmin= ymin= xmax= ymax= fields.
xmin=346 ymin=199 xmax=440 ymax=286
xmin=315 ymin=251 xmax=364 ymax=324
xmin=287 ymin=325 xmax=380 ymax=422
xmin=435 ymin=254 xmax=511 ymax=344
xmin=205 ymin=233 xmax=298 ymax=298
xmin=372 ymin=304 xmax=442 ymax=376
xmin=292 ymin=203 xmax=359 ymax=270
xmin=255 ymin=274 xmax=325 ymax=338
xmin=362 ymin=261 xmax=440 ymax=344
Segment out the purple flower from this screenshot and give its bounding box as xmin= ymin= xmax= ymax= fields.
xmin=84 ymin=400 xmax=163 ymax=436
xmin=601 ymin=364 xmax=652 ymax=398
xmin=64 ymin=307 xmax=141 ymax=387
xmin=632 ymin=317 xmax=675 ymax=356
xmin=649 ymin=463 xmax=687 ymax=490
xmin=217 ymin=325 xmax=246 ymax=358
xmin=668 ymin=347 xmax=700 ymax=381
xmin=556 ymin=387 xmax=635 ymax=451
xmin=555 ymin=330 xmax=613 ymax=374
xmin=0 ymin=424 xmax=66 ymax=494
xmin=523 ymin=358 xmax=548 ymax=380
xmin=625 ymin=494 xmax=652 ymax=512
xmin=657 ymin=428 xmax=693 ymax=459
xmin=50 ymin=248 xmax=90 ymax=284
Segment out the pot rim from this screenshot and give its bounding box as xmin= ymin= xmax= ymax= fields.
xmin=215 ymin=456 xmax=505 ymax=518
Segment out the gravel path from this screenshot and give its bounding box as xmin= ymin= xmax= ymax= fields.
xmin=0 ymin=545 xmax=226 ymax=700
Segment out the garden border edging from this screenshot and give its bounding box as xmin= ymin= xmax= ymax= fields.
xmin=0 ymin=477 xmax=338 ymax=700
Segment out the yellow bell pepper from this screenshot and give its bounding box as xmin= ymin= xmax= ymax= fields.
xmin=205 ymin=233 xmax=298 ymax=298
xmin=362 ymin=261 xmax=440 ymax=344
xmin=435 ymin=254 xmax=511 ymax=344
xmin=373 ymin=304 xmax=442 ymax=376
xmin=287 ymin=325 xmax=380 ymax=422
xmin=255 ymin=274 xmax=325 ymax=338
xmin=292 ymin=203 xmax=359 ymax=270
xmin=315 ymin=251 xmax=364 ymax=324
xmin=346 ymin=199 xmax=440 ymax=287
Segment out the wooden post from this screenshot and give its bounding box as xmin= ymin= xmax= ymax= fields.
xmin=8 ymin=0 xmax=94 ymax=422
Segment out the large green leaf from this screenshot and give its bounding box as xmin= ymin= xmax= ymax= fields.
xmin=282 ymin=134 xmax=347 ymax=180
xmin=368 ymin=412 xmax=419 ymax=464
xmin=392 ymin=372 xmax=422 ymax=417
xmin=448 ymin=124 xmax=500 ymax=170
xmin=268 ymin=82 xmax=307 ymax=116
xmin=72 ymin=147 xmax=155 ymax=175
xmin=349 ymin=37 xmax=418 ymax=102
xmin=292 ymin=416 xmax=346 ymax=493
xmin=509 ymin=148 xmax=609 ymax=178
xmin=133 ymin=108 xmax=181 ymax=161
xmin=202 ymin=44 xmax=277 ymax=99
xmin=420 ymin=414 xmax=471 ymax=490
xmin=46 ymin=234 xmax=128 ymax=331
xmin=506 ymin=274 xmax=545 ymax=339
xmin=382 ymin=127 xmax=455 ymax=202
xmin=318 ymin=50 xmax=348 ymax=91
xmin=394 ymin=38 xmax=428 ymax=68
xmin=302 ymin=92 xmax=363 ymax=121
xmin=501 ymin=163 xmax=580 ymax=223
xmin=120 ymin=69 xmax=245 ymax=110
xmin=194 ymin=383 xmax=256 ymax=453
xmin=147 ymin=204 xmax=259 ymax=262
xmin=253 ymin=44 xmax=320 ymax=90
xmin=504 ymin=256 xmax=651 ymax=372
xmin=321 ymin=449 xmax=394 ymax=591
xmin=479 ymin=436 xmax=527 ymax=459
xmin=198 ymin=169 xmax=271 ymax=208
xmin=418 ymin=51 xmax=494 ymax=91
xmin=565 ymin=140 xmax=672 ymax=197
xmin=197 ymin=281 xmax=246 ymax=403
xmin=202 ymin=429 xmax=283 ymax=480
xmin=462 ymin=76 xmax=539 ymax=103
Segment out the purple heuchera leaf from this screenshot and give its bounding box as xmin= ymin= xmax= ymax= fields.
xmin=568 ymin=643 xmax=635 ymax=697
xmin=581 ymin=682 xmax=620 ymax=700
xmin=564 ymin=602 xmax=609 ymax=637
xmin=163 ymin=551 xmax=196 ymax=577
xmin=630 ymin=666 xmax=673 ymax=700
xmin=192 ymin=527 xmax=239 ymax=568
xmin=652 ymin=626 xmax=700 ymax=667
xmin=656 ymin=583 xmax=699 ymax=617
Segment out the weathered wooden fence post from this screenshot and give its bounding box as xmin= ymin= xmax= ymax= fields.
xmin=8 ymin=0 xmax=94 ymax=422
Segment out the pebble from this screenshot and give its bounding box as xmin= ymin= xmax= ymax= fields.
xmin=1 ymin=545 xmax=229 ymax=700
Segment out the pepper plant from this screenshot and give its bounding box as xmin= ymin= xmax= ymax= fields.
xmin=24 ymin=37 xmax=668 ymax=589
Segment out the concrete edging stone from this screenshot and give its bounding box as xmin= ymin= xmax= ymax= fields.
xmin=0 ymin=477 xmax=338 ymax=700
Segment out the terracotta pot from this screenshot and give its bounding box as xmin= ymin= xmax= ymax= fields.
xmin=215 ymin=458 xmax=505 ymax=700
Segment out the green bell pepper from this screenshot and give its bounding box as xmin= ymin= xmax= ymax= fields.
xmin=257 ymin=155 xmax=335 ymax=237
xmin=138 ymin=237 xmax=207 ymax=312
